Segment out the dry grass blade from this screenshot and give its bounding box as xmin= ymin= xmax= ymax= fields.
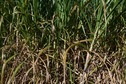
xmin=22 ymin=67 xmax=32 ymax=84
xmin=32 ymin=46 xmax=50 ymax=83
xmin=63 ymin=39 xmax=92 ymax=83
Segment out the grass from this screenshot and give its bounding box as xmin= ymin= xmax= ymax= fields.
xmin=0 ymin=0 xmax=126 ymax=83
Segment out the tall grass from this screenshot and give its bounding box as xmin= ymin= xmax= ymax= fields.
xmin=0 ymin=0 xmax=126 ymax=83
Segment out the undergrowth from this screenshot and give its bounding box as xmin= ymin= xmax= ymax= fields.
xmin=0 ymin=0 xmax=126 ymax=84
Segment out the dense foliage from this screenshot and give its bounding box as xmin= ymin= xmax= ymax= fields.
xmin=0 ymin=0 xmax=126 ymax=83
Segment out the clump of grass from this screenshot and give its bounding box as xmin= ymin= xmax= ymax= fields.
xmin=0 ymin=0 xmax=126 ymax=83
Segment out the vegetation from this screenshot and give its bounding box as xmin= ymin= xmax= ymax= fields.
xmin=0 ymin=0 xmax=126 ymax=83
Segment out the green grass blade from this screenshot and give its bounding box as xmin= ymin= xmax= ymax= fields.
xmin=7 ymin=62 xmax=23 ymax=84
xmin=1 ymin=54 xmax=16 ymax=84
